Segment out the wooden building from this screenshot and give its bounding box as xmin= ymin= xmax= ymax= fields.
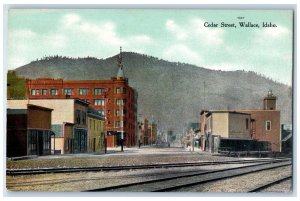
xmin=7 ymin=104 xmax=53 ymax=157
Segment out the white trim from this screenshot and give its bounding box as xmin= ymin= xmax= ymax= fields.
xmin=265 ymin=120 xmax=271 ymax=131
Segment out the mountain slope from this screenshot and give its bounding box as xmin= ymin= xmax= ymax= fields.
xmin=15 ymin=52 xmax=292 ymax=137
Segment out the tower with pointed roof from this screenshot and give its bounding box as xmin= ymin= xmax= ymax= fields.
xmin=116 ymin=46 xmax=125 ymax=80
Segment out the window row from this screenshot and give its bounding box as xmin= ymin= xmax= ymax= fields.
xmin=89 ymin=118 xmax=104 ymax=131
xmin=30 ymin=88 xmax=105 ymax=96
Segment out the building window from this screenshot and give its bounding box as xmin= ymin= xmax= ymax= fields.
xmin=246 ymin=118 xmax=249 ymax=130
xmin=115 ymin=99 xmax=124 ymax=105
xmin=94 ymin=88 xmax=103 ymax=95
xmin=115 ymin=87 xmax=121 ymax=94
xmin=122 ymin=87 xmax=126 ymax=94
xmin=76 ymin=110 xmax=81 ymax=124
xmin=265 ymin=121 xmax=271 ymax=131
xmin=63 ymin=88 xmax=73 ymax=95
xmin=41 ymin=89 xmax=47 ymax=95
xmin=31 ymin=89 xmax=39 ymax=96
xmin=114 ymin=121 xmax=120 ymax=128
xmin=94 ymin=99 xmax=104 ymax=106
xmin=97 ymin=110 xmax=104 ymax=116
xmin=50 ymin=89 xmax=58 ymax=95
xmin=79 ymin=88 xmax=88 ymax=95
xmin=82 ymin=111 xmax=86 ymax=125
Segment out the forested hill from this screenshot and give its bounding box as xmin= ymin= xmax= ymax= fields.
xmin=14 ymin=52 xmax=292 ymax=137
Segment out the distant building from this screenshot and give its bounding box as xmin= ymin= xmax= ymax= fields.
xmin=87 ymin=107 xmax=105 ymax=152
xmin=25 ymin=51 xmax=137 ymax=148
xmin=7 ymin=104 xmax=53 ymax=157
xmin=7 ymin=99 xmax=89 ymax=154
xmin=137 ymin=117 xmax=157 ymax=146
xmin=138 ymin=118 xmax=150 ymax=145
xmin=188 ymin=122 xmax=200 ymax=131
xmin=150 ymin=123 xmax=157 ymax=144
xmin=200 ymin=91 xmax=281 ymax=152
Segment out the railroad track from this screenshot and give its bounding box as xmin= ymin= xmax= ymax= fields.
xmin=7 ymin=158 xmax=288 ymax=176
xmin=84 ymin=160 xmax=291 ymax=192
xmin=248 ymin=175 xmax=292 ymax=192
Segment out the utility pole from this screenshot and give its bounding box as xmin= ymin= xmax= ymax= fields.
xmin=203 ymin=81 xmax=206 ymax=108
xmin=192 ymin=129 xmax=195 ymax=152
xmin=151 ymin=114 xmax=153 ymax=146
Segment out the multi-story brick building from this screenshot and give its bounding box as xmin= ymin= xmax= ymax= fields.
xmin=25 ymin=53 xmax=137 ymax=147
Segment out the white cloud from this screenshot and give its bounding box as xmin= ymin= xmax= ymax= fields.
xmin=8 ymin=13 xmax=157 ymax=70
xmin=162 ymin=44 xmax=202 ymax=65
xmin=205 ymin=62 xmax=240 ymax=71
xmin=61 ymin=14 xmax=125 ymax=47
xmin=129 ymin=35 xmax=152 ymax=44
xmin=9 ymin=29 xmax=37 ymax=41
xmin=45 ymin=34 xmax=67 ymax=48
xmin=165 ymin=18 xmax=225 ymax=46
xmin=166 ymin=20 xmax=188 ymax=40
xmin=191 ymin=18 xmax=224 ymax=46
xmin=262 ymin=25 xmax=290 ymax=38
xmin=63 ymin=14 xmax=81 ymax=26
xmin=254 ymin=25 xmax=291 ymax=46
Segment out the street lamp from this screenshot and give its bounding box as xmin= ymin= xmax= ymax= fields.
xmin=103 ymin=89 xmax=108 ymax=154
xmin=120 ymin=99 xmax=124 ymax=152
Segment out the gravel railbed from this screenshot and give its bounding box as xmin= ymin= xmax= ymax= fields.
xmin=6 ymin=163 xmax=255 ymax=192
xmin=259 ymin=179 xmax=292 ymax=192
xmin=6 ymin=147 xmax=267 ymax=169
xmin=6 ymin=147 xmax=288 ymax=192
xmin=176 ymin=165 xmax=292 ymax=192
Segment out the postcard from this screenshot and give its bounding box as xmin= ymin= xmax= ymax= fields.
xmin=5 ymin=7 xmax=293 ymax=194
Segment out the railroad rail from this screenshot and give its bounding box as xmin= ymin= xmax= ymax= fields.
xmin=7 ymin=158 xmax=289 ymax=176
xmin=248 ymin=175 xmax=292 ymax=192
xmin=85 ymin=159 xmax=291 ymax=192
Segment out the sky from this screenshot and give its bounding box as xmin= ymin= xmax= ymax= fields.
xmin=7 ymin=9 xmax=293 ymax=85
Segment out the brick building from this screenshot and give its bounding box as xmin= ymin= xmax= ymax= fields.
xmin=7 ymin=103 xmax=53 ymax=157
xmin=25 ymin=52 xmax=137 ymax=148
xmin=199 ymin=91 xmax=281 ymax=152
xmin=237 ymin=91 xmax=281 ymax=152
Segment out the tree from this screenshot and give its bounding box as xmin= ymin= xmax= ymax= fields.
xmin=7 ymin=71 xmax=26 ymax=99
